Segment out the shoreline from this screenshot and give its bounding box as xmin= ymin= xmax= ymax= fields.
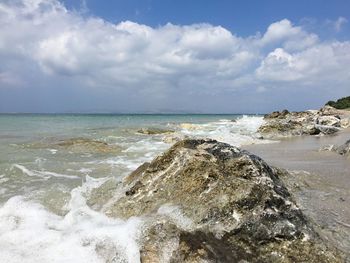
xmin=0 ymin=112 xmax=349 ymax=262
xmin=244 ymin=128 xmax=350 ymax=260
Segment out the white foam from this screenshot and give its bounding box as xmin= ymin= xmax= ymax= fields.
xmin=49 ymin=149 xmax=57 ymax=154
xmin=177 ymin=115 xmax=271 ymax=147
xmin=0 ymin=177 xmax=143 ymax=263
xmin=157 ymin=204 xmax=194 ymax=231
xmin=12 ymin=164 xmax=80 ymax=180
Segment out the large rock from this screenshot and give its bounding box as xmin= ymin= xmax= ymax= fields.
xmin=99 ymin=139 xmax=341 ymax=262
xmin=258 ymin=111 xmax=319 ymax=137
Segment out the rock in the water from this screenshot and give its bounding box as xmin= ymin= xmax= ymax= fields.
xmin=102 ymin=139 xmax=341 ymax=262
xmin=56 ymin=137 xmax=121 ymax=153
xmin=322 ymin=139 xmax=350 ymax=157
xmin=137 ymin=128 xmax=174 ymax=135
xmin=336 ymin=139 xmax=350 ymax=156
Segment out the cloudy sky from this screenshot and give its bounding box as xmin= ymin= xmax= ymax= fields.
xmin=0 ymin=0 xmax=349 ymax=113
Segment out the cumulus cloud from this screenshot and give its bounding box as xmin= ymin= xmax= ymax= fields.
xmin=0 ymin=0 xmax=349 ymax=113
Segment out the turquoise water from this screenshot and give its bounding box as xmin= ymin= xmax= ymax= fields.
xmin=0 ymin=114 xmax=265 ymax=262
xmin=2 ymin=114 xmax=261 ymax=201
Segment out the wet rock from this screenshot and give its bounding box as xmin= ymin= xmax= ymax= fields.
xmin=336 ymin=139 xmax=350 ymax=156
xmin=103 ymin=139 xmax=341 ymax=262
xmin=55 ymin=137 xmax=122 ymax=154
xmin=86 ymin=178 xmax=121 ymax=211
xmin=179 ymin=123 xmax=201 ymax=130
xmin=137 ymin=128 xmax=175 ymax=135
xmin=319 ymin=144 xmax=337 ymax=152
xmin=323 ymin=139 xmax=350 ymax=157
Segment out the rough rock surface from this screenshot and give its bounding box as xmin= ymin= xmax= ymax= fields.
xmin=259 ymin=106 xmax=349 ymax=138
xmin=98 ymin=139 xmax=341 ymax=262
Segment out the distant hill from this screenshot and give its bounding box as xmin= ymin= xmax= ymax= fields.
xmin=326 ymin=96 xmax=350 ymax=109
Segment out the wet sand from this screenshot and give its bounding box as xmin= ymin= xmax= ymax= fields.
xmin=244 ymin=129 xmax=350 ymax=261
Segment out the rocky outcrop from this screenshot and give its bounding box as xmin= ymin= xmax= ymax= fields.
xmin=94 ymin=139 xmax=341 ymax=262
xmin=259 ymin=106 xmax=349 ymax=138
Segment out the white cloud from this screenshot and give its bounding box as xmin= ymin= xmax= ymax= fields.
xmin=334 ymin=16 xmax=348 ymax=32
xmin=260 ymin=19 xmax=319 ymax=51
xmin=256 ymin=43 xmax=350 ymax=83
xmin=0 ymin=0 xmax=349 ymax=112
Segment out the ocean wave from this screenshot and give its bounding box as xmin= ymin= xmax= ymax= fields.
xmin=0 ymin=192 xmax=142 ymax=263
xmin=12 ymin=164 xmax=80 ymax=180
xmin=176 ymin=115 xmax=271 ymax=146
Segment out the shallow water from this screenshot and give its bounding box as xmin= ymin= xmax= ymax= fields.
xmin=0 ymin=113 xmax=266 ymax=262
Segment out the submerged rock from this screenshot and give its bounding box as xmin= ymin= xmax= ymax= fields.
xmin=179 ymin=123 xmax=202 ymax=130
xmin=102 ymin=139 xmax=341 ymax=262
xmin=26 ymin=137 xmax=122 ymax=154
xmin=137 ymin=128 xmax=174 ymax=135
xmin=259 ymin=106 xmax=350 ymax=138
xmin=55 ymin=137 xmax=121 ymax=153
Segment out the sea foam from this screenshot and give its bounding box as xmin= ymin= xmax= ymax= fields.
xmin=0 ymin=177 xmax=143 ymax=263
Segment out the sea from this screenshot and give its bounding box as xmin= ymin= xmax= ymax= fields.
xmin=0 ymin=114 xmax=269 ymax=262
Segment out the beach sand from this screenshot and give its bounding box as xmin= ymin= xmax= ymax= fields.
xmin=244 ymin=129 xmax=350 ymax=261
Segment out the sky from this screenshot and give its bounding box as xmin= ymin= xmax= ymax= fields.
xmin=0 ymin=0 xmax=349 ymax=113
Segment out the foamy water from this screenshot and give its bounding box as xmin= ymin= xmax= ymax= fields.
xmin=0 ymin=114 xmax=270 ymax=262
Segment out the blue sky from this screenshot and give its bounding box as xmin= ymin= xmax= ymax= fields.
xmin=0 ymin=0 xmax=349 ymax=113
xmin=62 ymin=0 xmax=350 ymax=38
